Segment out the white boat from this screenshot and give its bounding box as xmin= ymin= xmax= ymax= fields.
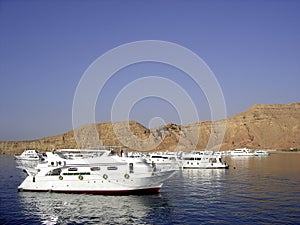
xmin=226 ymin=148 xmax=254 ymax=157
xmin=144 ymin=151 xmax=181 ymax=164
xmin=14 ymin=150 xmax=42 ymax=161
xmin=214 ymin=151 xmax=226 ymax=156
xmin=18 ymin=148 xmax=177 ymax=195
xmin=127 ymin=151 xmax=144 ymax=158
xmin=253 ymin=150 xmax=270 ymax=156
xmin=181 ymin=151 xmax=229 ymax=169
xmin=144 ymin=151 xmax=182 ymax=171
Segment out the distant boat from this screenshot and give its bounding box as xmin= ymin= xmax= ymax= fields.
xmin=14 ymin=150 xmax=42 ymax=161
xmin=253 ymin=150 xmax=270 ymax=156
xmin=144 ymin=151 xmax=182 ymax=171
xmin=214 ymin=151 xmax=226 ymax=156
xmin=226 ymin=148 xmax=254 ymax=157
xmin=181 ymin=151 xmax=229 ymax=169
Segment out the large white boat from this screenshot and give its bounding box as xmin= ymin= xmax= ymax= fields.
xmin=181 ymin=151 xmax=229 ymax=169
xmin=14 ymin=150 xmax=42 ymax=161
xmin=226 ymin=148 xmax=254 ymax=157
xmin=18 ymin=149 xmax=177 ymax=195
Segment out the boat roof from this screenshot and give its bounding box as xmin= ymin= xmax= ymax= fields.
xmin=56 ymin=146 xmax=128 ymax=153
xmin=57 ymin=149 xmax=109 ymax=153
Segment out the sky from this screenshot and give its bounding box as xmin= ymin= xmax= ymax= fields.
xmin=0 ymin=0 xmax=299 ymax=141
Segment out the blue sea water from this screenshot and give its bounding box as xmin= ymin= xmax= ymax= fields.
xmin=1 ymin=153 xmax=300 ymax=224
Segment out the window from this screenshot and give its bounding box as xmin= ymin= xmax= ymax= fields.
xmin=47 ymin=168 xmax=61 ymax=176
xmin=90 ymin=167 xmax=101 ymax=171
xmin=107 ymin=166 xmax=118 ymax=170
xmin=62 ymin=172 xmax=91 ymax=176
xmin=129 ymin=163 xmax=134 ymax=173
xmin=184 ymin=157 xmax=194 ymax=160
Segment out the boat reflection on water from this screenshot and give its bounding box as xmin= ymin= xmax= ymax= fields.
xmin=181 ymin=169 xmax=227 ymax=196
xmin=183 ymin=168 xmax=227 ymax=179
xmin=18 ymin=191 xmax=171 ymax=225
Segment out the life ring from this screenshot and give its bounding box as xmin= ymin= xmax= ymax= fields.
xmin=124 ymin=174 xmax=130 ymax=179
xmin=103 ymin=174 xmax=108 ymax=179
xmin=59 ymin=175 xmax=63 ymax=180
xmin=78 ymin=175 xmax=83 ymax=180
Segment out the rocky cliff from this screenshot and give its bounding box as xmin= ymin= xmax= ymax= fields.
xmin=1 ymin=103 xmax=299 ymax=154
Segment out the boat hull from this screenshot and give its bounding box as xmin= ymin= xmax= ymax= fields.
xmin=180 ymin=160 xmax=229 ymax=169
xmin=227 ymin=154 xmax=254 ymax=157
xmin=14 ymin=155 xmax=40 ymax=161
xmin=18 ymin=187 xmax=161 ymax=195
xmin=182 ymin=165 xmax=229 ymax=169
xmin=18 ymin=170 xmax=176 ymax=195
xmin=182 ymin=163 xmax=229 ymax=169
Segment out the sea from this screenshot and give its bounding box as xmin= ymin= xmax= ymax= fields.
xmin=1 ymin=153 xmax=300 ymax=225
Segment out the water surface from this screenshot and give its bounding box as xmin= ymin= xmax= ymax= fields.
xmin=1 ymin=153 xmax=300 ymax=224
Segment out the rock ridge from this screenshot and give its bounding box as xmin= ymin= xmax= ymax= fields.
xmin=1 ymin=103 xmax=299 ymax=154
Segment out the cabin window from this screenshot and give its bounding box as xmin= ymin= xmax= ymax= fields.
xmin=47 ymin=168 xmax=61 ymax=176
xmin=211 ymin=158 xmax=217 ymax=163
xmin=151 ymin=156 xmax=162 ymax=158
xmin=108 ymin=151 xmax=117 ymax=156
xmin=90 ymin=167 xmax=101 ymax=171
xmin=129 ymin=163 xmax=134 ymax=173
xmin=68 ymin=167 xmax=78 ymax=171
xmin=107 ymin=166 xmax=118 ymax=170
xmin=62 ymin=172 xmax=91 ymax=176
xmin=184 ymin=157 xmax=194 ymax=160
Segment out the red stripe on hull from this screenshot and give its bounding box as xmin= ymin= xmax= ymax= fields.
xmin=18 ymin=187 xmax=161 ymax=195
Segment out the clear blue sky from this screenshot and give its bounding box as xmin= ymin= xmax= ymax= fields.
xmin=0 ymin=0 xmax=299 ymax=141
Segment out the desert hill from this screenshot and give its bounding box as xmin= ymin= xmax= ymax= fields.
xmin=0 ymin=103 xmax=299 ymax=154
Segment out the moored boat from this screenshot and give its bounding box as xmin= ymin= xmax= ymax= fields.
xmin=14 ymin=150 xmax=42 ymax=161
xmin=18 ymin=148 xmax=177 ymax=195
xmin=181 ymin=151 xmax=229 ymax=169
xmin=253 ymin=150 xmax=270 ymax=156
xmin=144 ymin=151 xmax=182 ymax=170
xmin=226 ymin=148 xmax=254 ymax=157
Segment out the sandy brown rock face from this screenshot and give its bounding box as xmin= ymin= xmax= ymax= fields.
xmin=222 ymin=103 xmax=300 ymax=150
xmin=1 ymin=103 xmax=299 ymax=154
